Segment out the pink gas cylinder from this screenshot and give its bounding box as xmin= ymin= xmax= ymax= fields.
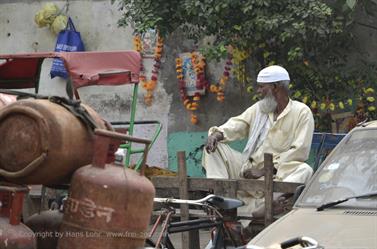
xmin=57 ymin=129 xmax=155 ymax=249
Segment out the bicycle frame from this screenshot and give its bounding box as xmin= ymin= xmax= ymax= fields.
xmin=148 ymin=201 xmax=322 ymax=249
xmin=148 ymin=195 xmax=242 ymax=249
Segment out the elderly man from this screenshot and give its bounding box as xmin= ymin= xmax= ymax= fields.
xmin=202 ymin=65 xmax=314 ymax=219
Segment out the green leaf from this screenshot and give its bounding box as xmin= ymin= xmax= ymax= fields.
xmin=233 ymin=25 xmax=242 ymax=31
xmin=346 ymin=0 xmax=357 ymax=9
xmin=219 ymin=45 xmax=227 ymax=53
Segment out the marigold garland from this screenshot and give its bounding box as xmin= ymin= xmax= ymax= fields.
xmin=289 ymin=84 xmax=377 ymax=125
xmin=291 ymin=87 xmax=376 ymax=114
xmin=133 ymin=33 xmax=164 ymax=106
xmin=191 ymin=52 xmax=208 ymax=91
xmin=232 ymin=48 xmax=250 ymax=84
xmin=209 ymin=53 xmax=232 ymax=102
xmin=176 ymin=52 xmax=208 ymax=125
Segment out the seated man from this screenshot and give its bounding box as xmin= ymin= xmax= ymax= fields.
xmin=202 ymin=65 xmax=314 ymax=221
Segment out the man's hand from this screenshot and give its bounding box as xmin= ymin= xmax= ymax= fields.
xmin=243 ymin=168 xmax=265 ymax=179
xmin=251 ymin=193 xmax=291 ymax=219
xmin=205 ymin=131 xmax=224 ymax=153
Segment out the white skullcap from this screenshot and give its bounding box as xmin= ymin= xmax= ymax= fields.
xmin=257 ymin=65 xmax=290 ymax=83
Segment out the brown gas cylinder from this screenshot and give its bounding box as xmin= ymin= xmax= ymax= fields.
xmin=0 ymin=93 xmax=16 ymax=109
xmin=0 ymin=183 xmax=37 ymax=249
xmin=0 ymin=98 xmax=107 ymax=185
xmin=25 ymin=209 xmax=63 ymax=249
xmin=57 ymin=129 xmax=155 ymax=249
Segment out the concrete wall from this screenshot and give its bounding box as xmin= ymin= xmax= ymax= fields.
xmin=0 ymin=0 xmax=167 ymax=167
xmin=3 ymin=1 xmax=374 ymax=169
xmin=0 ymin=0 xmax=252 ymax=168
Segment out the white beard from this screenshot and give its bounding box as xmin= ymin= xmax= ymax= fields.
xmin=259 ymin=90 xmax=277 ymax=114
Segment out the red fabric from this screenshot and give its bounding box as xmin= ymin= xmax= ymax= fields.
xmin=0 ymin=53 xmax=55 ymax=89
xmin=0 ymin=58 xmax=40 ymax=89
xmin=0 ymin=51 xmax=141 ymax=93
xmin=57 ymin=51 xmax=141 ymax=89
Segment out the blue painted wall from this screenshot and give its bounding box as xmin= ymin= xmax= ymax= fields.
xmin=168 ymin=132 xmax=247 ymax=177
xmin=167 ymin=132 xmax=345 ymax=176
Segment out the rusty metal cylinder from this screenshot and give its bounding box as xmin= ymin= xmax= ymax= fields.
xmin=57 ymin=129 xmax=155 ymax=249
xmin=25 ymin=209 xmax=63 ymax=249
xmin=0 ymin=93 xmax=16 ymax=109
xmin=0 ymin=183 xmax=37 ymax=249
xmin=0 ymin=99 xmax=107 ymax=185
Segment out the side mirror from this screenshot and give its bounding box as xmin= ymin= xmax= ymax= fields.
xmin=293 ymin=184 xmax=305 ymax=203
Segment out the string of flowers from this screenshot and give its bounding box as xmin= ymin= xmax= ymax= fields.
xmin=191 ymin=52 xmax=208 ymax=92
xmin=133 ymin=33 xmax=164 ymax=106
xmin=176 ymin=52 xmax=208 ymax=125
xmin=232 ymin=48 xmax=249 ymax=81
xmin=232 ymin=47 xmax=257 ymax=101
xmin=133 ymin=35 xmax=142 ymax=52
xmin=362 ymin=87 xmax=376 ymax=113
xmin=291 ymin=86 xmax=376 ymax=115
xmin=209 ymin=53 xmax=232 ymax=102
xmin=288 ymin=85 xmax=376 ymax=132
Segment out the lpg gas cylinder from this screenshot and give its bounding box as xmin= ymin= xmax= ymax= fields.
xmin=58 ymin=129 xmax=155 ymax=249
xmin=25 ymin=209 xmax=63 ymax=249
xmin=0 ymin=93 xmax=16 ymax=109
xmin=0 ymin=98 xmax=107 ymax=185
xmin=0 ymin=183 xmax=37 ymax=249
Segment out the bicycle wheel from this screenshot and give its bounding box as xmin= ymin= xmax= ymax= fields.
xmin=145 ymin=238 xmax=156 ymax=248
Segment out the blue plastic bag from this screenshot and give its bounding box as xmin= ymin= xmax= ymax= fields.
xmin=50 ymin=17 xmax=85 ymax=79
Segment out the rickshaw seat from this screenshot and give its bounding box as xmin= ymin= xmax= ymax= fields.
xmin=0 ymin=51 xmax=161 ymax=170
xmin=57 ymin=51 xmax=140 ymax=92
xmin=59 ymin=51 xmax=162 ymax=170
xmin=0 ymin=52 xmax=57 ymax=92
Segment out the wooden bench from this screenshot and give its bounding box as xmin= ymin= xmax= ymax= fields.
xmin=150 ymin=151 xmax=302 ymax=249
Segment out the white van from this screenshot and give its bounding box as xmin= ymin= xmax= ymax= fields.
xmin=248 ymin=120 xmax=377 ymax=249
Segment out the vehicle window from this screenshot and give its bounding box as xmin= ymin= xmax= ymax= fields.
xmin=298 ymin=128 xmax=377 ymax=208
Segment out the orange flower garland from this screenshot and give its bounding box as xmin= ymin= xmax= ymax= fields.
xmin=191 ymin=52 xmax=208 ymax=93
xmin=209 ymin=54 xmax=232 ymax=102
xmin=133 ymin=33 xmax=164 ymax=106
xmin=133 ymin=35 xmax=142 ymax=52
xmin=176 ymin=52 xmax=208 ymax=125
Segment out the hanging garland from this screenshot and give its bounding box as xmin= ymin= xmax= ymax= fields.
xmin=176 ymin=52 xmax=208 ymax=125
xmin=291 ymin=86 xmax=376 ymax=114
xmin=361 ymin=87 xmax=376 ymax=113
xmin=232 ymin=47 xmax=257 ymax=100
xmin=232 ymin=48 xmax=250 ymax=84
xmin=133 ymin=33 xmax=164 ymax=106
xmin=191 ymin=52 xmax=207 ymax=92
xmin=289 ymin=84 xmax=376 ymax=132
xmin=133 ymin=35 xmax=142 ymax=52
xmin=209 ymin=53 xmax=232 ymax=102
xmin=291 ymin=85 xmax=352 ymax=113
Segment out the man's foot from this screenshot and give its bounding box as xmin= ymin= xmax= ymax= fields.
xmin=224 ymin=221 xmax=247 ymax=246
xmin=251 ymin=194 xmax=292 ymax=219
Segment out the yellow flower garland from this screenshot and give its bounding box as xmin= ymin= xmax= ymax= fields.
xmin=133 ymin=33 xmax=164 ymax=106
xmin=176 ymin=53 xmax=208 ymax=125
xmin=209 ymin=54 xmax=232 ymax=102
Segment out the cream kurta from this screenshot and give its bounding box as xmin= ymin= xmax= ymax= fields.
xmin=202 ymin=99 xmax=315 ymax=220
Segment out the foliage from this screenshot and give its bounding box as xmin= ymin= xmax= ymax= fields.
xmin=112 ymin=0 xmax=377 ymax=130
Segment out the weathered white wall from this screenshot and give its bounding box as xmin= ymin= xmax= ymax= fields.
xmin=0 ymin=0 xmax=170 ymax=167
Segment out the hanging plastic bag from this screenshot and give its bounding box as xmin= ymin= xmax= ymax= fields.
xmin=50 ymin=15 xmax=68 ymax=34
xmin=34 ymin=3 xmax=60 ymax=28
xmin=50 ymin=17 xmax=85 ymax=79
